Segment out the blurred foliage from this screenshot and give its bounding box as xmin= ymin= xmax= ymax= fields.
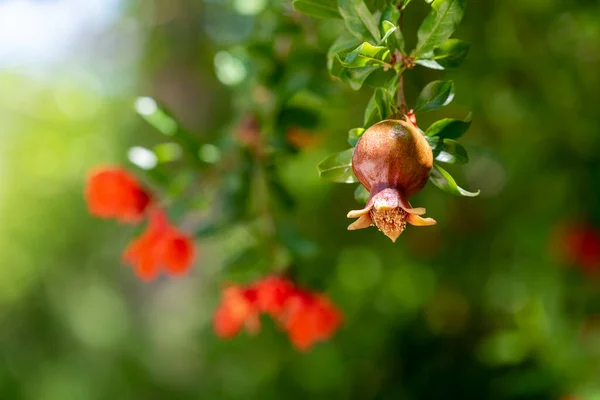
xmin=1 ymin=0 xmax=600 ymax=399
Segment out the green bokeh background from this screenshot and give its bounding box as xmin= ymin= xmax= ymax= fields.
xmin=1 ymin=0 xmax=600 ymax=399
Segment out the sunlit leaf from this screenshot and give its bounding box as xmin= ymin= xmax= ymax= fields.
xmin=348 ymin=127 xmax=366 ymax=146
xmin=425 ymin=137 xmax=468 ymax=164
xmin=433 ymin=39 xmax=470 ymax=68
xmin=425 ymin=113 xmax=472 ymax=139
xmin=414 ymin=0 xmax=466 ymax=57
xmin=380 ymin=21 xmax=397 ymax=45
xmin=343 ymin=42 xmax=391 ymax=68
xmin=338 ymin=0 xmax=382 ymax=43
xmin=429 ymin=164 xmax=479 ymax=196
xmin=293 ymin=0 xmax=342 ymax=19
xmin=380 ymin=5 xmax=405 ymax=52
xmin=414 ymin=80 xmax=455 ymax=112
xmin=317 ymin=148 xmax=357 ymax=183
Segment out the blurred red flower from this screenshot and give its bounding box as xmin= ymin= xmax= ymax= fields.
xmin=556 ymin=222 xmax=600 ymax=275
xmin=122 ymin=209 xmax=195 ymax=281
xmin=85 ymin=166 xmax=151 ymax=223
xmin=213 ymin=286 xmax=260 ymax=338
xmin=213 ymin=276 xmax=343 ymax=351
xmin=281 ymin=290 xmax=343 ymax=351
xmin=254 ymin=275 xmax=296 ymax=317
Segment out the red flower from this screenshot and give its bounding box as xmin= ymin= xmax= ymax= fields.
xmin=555 ymin=222 xmax=600 ymax=275
xmin=213 ymin=286 xmax=260 ymax=338
xmin=212 ymin=275 xmax=343 ymax=350
xmin=122 ymin=209 xmax=195 ymax=281
xmin=254 ymin=275 xmax=295 ymax=317
xmin=85 ymin=166 xmax=150 ymax=223
xmin=281 ymin=290 xmax=343 ymax=351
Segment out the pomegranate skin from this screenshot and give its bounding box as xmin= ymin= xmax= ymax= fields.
xmin=352 ymin=119 xmax=433 ymax=196
xmin=347 ymin=118 xmax=436 ymax=242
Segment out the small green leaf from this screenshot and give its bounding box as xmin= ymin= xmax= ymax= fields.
xmin=425 ymin=137 xmax=468 ymax=164
xmin=433 ymin=39 xmax=470 ymax=68
xmin=380 ymin=21 xmax=397 ymax=44
xmin=362 ymin=68 xmax=395 ymax=89
xmin=354 ymin=184 xmax=370 ymax=204
xmin=364 ymin=87 xmax=391 ymax=127
xmin=328 ymin=33 xmax=362 ymax=59
xmin=380 ymin=5 xmax=405 ymax=52
xmin=430 ymin=164 xmax=479 ymax=196
xmin=343 ymin=42 xmax=391 ymax=68
xmin=348 ymin=127 xmax=366 ymax=146
xmin=414 ymin=59 xmax=445 ymax=70
xmin=415 ymin=80 xmax=455 ymax=112
xmin=425 ymin=113 xmax=472 ymax=139
xmin=348 ymin=66 xmax=382 ymax=90
xmin=317 ymin=149 xmax=357 ymax=183
xmin=293 ymin=0 xmax=342 ymax=19
xmin=328 ymin=34 xmax=385 ymax=90
xmin=383 ymin=74 xmax=400 ymax=98
xmin=414 ymin=0 xmax=466 ymax=57
xmin=338 ymin=0 xmax=382 ymax=43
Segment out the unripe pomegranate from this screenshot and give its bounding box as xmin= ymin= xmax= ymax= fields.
xmin=347 ymin=118 xmax=436 ymax=242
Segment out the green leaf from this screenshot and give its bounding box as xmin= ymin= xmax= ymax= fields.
xmin=354 ymin=184 xmax=370 ymax=204
xmin=364 ymin=87 xmax=392 ymax=127
xmin=433 ymin=39 xmax=470 ymax=68
xmin=430 ymin=164 xmax=479 ymax=196
xmin=293 ymin=0 xmax=342 ymax=19
xmin=338 ymin=0 xmax=382 ymax=43
xmin=414 ymin=80 xmax=455 ymax=112
xmin=328 ymin=34 xmax=383 ymax=90
xmin=417 ymin=39 xmax=470 ymax=69
xmin=425 ymin=136 xmax=468 ymax=164
xmin=347 ymin=66 xmax=382 ymax=90
xmin=317 ymin=149 xmax=357 ymax=183
xmin=425 ymin=113 xmax=472 ymax=139
xmin=348 ymin=127 xmax=366 ymax=146
xmin=380 ymin=21 xmax=397 ymax=44
xmin=343 ymin=42 xmax=391 ymax=68
xmin=380 ymin=5 xmax=405 ymax=52
xmin=414 ymin=59 xmax=444 ymax=70
xmin=414 ymin=0 xmax=466 ymax=57
xmin=363 ymin=68 xmax=395 ymax=88
xmin=328 ymin=33 xmax=362 ymax=59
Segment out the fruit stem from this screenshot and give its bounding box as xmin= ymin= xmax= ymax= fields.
xmin=396 ymin=7 xmax=408 ymax=116
xmin=397 ymin=69 xmax=408 ymax=115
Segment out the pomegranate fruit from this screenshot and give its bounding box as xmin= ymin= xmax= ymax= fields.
xmin=347 ymin=118 xmax=436 ymax=242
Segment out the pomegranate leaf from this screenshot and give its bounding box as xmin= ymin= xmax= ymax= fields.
xmin=343 ymin=42 xmax=391 ymax=68
xmin=414 ymin=0 xmax=466 ymax=58
xmin=425 ymin=113 xmax=472 ymax=139
xmin=338 ymin=0 xmax=382 ymax=43
xmin=348 ymin=127 xmax=366 ymax=146
xmin=293 ymin=0 xmax=342 ymax=19
xmin=317 ymin=149 xmax=358 ymax=183
xmin=415 ymin=80 xmax=455 ymax=112
xmin=425 ymin=137 xmax=469 ymax=164
xmin=430 ymin=164 xmax=479 ymax=196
